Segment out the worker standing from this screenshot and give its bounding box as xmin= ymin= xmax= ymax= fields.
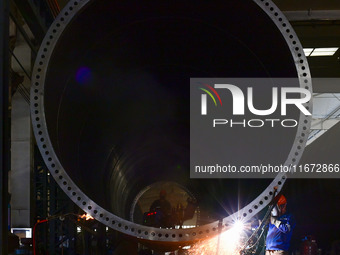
xmin=265 ymin=195 xmax=296 ymax=255
xmin=149 ymin=190 xmax=172 ymax=228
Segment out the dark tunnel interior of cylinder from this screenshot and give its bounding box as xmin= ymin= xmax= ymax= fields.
xmin=42 ymin=0 xmax=300 ymax=228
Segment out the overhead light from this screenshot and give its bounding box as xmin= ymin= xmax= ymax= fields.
xmin=311 ymin=48 xmax=339 ymax=56
xmin=303 ymin=48 xmax=314 ymax=56
xmin=304 ymin=47 xmax=339 ymax=57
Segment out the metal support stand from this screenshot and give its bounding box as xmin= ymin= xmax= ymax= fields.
xmin=34 ymin=145 xmax=77 ymax=254
xmin=33 ymin=146 xmax=49 ymax=253
xmin=49 ymin=176 xmax=77 ymax=255
xmin=0 ymin=0 xmax=10 ymax=253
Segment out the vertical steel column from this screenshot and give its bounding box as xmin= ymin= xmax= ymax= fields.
xmin=49 ymin=178 xmax=58 ymax=255
xmin=0 ymin=0 xmax=9 ymax=253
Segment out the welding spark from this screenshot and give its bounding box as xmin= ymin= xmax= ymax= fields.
xmin=187 ymin=221 xmax=246 ymax=255
xmin=80 ymin=213 xmax=94 ymax=220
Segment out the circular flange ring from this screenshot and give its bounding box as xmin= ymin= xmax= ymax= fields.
xmin=30 ymin=0 xmax=312 ymax=243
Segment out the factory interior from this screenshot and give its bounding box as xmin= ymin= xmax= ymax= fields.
xmin=1 ymin=0 xmax=340 ymax=254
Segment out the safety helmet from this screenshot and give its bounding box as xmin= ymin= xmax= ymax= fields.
xmin=277 ymin=194 xmax=287 ymax=206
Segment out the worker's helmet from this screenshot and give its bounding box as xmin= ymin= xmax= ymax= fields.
xmin=160 ymin=190 xmax=167 ymax=198
xmin=277 ymin=194 xmax=287 ymax=206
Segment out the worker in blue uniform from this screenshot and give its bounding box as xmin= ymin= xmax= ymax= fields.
xmin=266 ymin=195 xmax=295 ymax=255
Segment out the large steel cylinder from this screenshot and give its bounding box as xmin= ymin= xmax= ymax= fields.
xmin=31 ymin=0 xmax=311 ymax=246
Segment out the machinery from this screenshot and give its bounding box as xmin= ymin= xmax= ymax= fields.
xmin=30 ymin=0 xmax=311 ymax=252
